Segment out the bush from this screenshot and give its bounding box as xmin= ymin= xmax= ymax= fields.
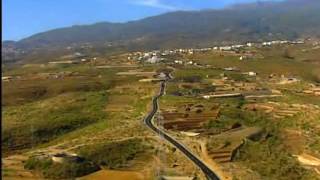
xmin=156 ymin=68 xmax=173 ymax=74
xmin=178 ymin=75 xmax=202 ymax=83
xmin=78 ymin=139 xmax=146 ymax=169
xmin=2 ymin=91 xmax=108 ymax=153
xmin=24 ymin=157 xmax=52 ymax=170
xmin=235 ymin=139 xmax=318 ymax=179
xmin=24 ymin=156 xmax=100 ymax=179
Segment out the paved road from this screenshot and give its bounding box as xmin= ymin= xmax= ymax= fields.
xmin=144 ymin=80 xmax=220 ymax=180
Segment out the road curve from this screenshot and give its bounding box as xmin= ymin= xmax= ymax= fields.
xmin=144 ymin=80 xmax=220 ymax=180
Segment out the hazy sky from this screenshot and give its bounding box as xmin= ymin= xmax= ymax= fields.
xmin=3 ymin=0 xmax=277 ymax=41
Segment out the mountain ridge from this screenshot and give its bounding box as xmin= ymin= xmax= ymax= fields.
xmin=3 ymin=0 xmax=320 ymax=63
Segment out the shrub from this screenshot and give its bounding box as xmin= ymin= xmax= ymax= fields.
xmin=178 ymin=75 xmax=202 ymax=83
xmin=2 ymin=91 xmax=108 ymax=153
xmin=24 ymin=156 xmax=100 ymax=179
xmin=235 ymin=139 xmax=318 ymax=179
xmin=78 ymin=139 xmax=146 ymax=169
xmin=24 ymin=157 xmax=52 ymax=170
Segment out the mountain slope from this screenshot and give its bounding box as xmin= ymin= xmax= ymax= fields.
xmin=3 ymin=0 xmax=320 ymax=63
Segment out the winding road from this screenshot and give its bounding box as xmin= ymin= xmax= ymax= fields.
xmin=144 ymin=80 xmax=220 ymax=180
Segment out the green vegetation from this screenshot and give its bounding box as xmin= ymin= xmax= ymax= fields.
xmin=1 ymin=63 xmax=120 ymax=155
xmin=2 ymin=79 xmax=108 ymax=106
xmin=2 ymin=91 xmax=108 ymax=154
xmin=2 ymin=168 xmax=15 ymax=177
xmin=2 ymin=64 xmax=116 ymax=106
xmin=160 ymin=43 xmax=320 ymax=178
xmin=191 ymin=45 xmax=319 ymax=83
xmin=174 ymin=68 xmax=222 ymax=80
xmin=235 ymin=139 xmax=319 ymax=180
xmin=205 ymin=96 xmax=318 ymax=178
xmin=206 ymin=115 xmax=240 ymax=131
xmin=77 ymin=139 xmax=147 ymax=169
xmin=24 ymin=156 xmax=100 ymax=179
xmin=176 ymin=75 xmax=203 ymax=83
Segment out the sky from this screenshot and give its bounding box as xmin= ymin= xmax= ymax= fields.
xmin=3 ymin=0 xmax=276 ymax=41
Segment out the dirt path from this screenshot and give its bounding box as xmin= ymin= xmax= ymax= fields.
xmin=295 ymin=153 xmax=320 ymax=166
xmin=78 ymin=170 xmax=145 ymax=180
xmin=199 ymin=141 xmax=233 ymax=180
xmin=2 ymin=155 xmax=41 ymax=180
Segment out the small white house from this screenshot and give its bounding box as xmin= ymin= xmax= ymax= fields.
xmin=242 ymin=71 xmax=257 ymax=76
xmin=224 ymin=67 xmax=236 ymax=71
xmin=144 ymin=53 xmax=151 ymax=58
xmin=262 ymin=42 xmax=272 ymax=46
xmin=2 ymin=76 xmax=13 ymax=81
xmin=187 ymin=61 xmax=194 ymax=65
xmin=248 ymin=72 xmax=257 ymax=76
xmin=147 ymin=56 xmax=161 ymax=63
xmin=220 ymin=46 xmax=232 ymax=51
xmin=232 ymin=45 xmax=244 ymax=49
xmin=174 ymin=60 xmax=183 ymax=64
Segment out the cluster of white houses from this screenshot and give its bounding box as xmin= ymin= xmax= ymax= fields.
xmin=262 ymin=40 xmax=304 ymax=46
xmin=128 ymin=39 xmax=305 ymax=63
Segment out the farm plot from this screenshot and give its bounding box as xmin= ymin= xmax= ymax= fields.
xmin=243 ymin=102 xmax=320 ymax=120
xmin=105 ymin=95 xmax=136 ymax=112
xmin=159 ymin=103 xmax=220 ymax=131
xmin=206 ymin=127 xmax=263 ymax=163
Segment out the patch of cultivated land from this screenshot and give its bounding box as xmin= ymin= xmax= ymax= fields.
xmin=160 ymin=103 xmax=220 ymax=131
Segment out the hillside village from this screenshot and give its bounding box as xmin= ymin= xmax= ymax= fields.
xmin=127 ymin=39 xmax=306 ymax=64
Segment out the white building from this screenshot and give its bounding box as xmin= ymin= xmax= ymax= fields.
xmin=262 ymin=42 xmax=272 ymax=46
xmin=174 ymin=60 xmax=183 ymax=64
xmin=224 ymin=67 xmax=237 ymax=71
xmin=247 ymin=43 xmax=253 ymax=47
xmin=220 ymin=46 xmax=232 ymax=51
xmin=232 ymin=45 xmax=244 ymax=49
xmin=187 ymin=61 xmax=194 ymax=65
xmin=147 ymin=56 xmax=161 ymax=63
xmin=243 ymin=72 xmax=257 ymax=76
xmin=144 ymin=53 xmax=151 ymax=58
xmin=2 ymin=76 xmax=13 ymax=81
